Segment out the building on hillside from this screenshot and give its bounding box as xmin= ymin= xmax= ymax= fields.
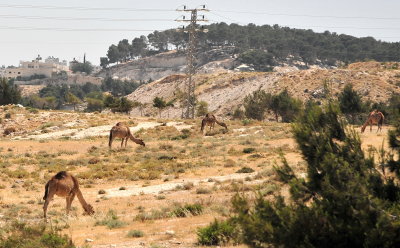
xmin=4 ymin=55 xmax=69 ymax=79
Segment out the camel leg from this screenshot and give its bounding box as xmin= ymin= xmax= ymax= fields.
xmin=66 ymin=193 xmax=76 ymax=216
xmin=43 ymin=192 xmax=55 ymax=219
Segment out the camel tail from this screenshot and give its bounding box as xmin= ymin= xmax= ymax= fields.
xmin=43 ymin=181 xmax=49 ymax=200
xmin=216 ymin=120 xmax=228 ymax=130
xmin=108 ymin=130 xmax=113 ymax=147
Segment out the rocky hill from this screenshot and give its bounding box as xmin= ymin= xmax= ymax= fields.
xmin=96 ymin=48 xmax=235 ymax=82
xmin=126 ymin=61 xmax=400 ymax=118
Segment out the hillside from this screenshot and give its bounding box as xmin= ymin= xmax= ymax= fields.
xmin=96 ymin=48 xmax=235 ymax=82
xmin=126 ymin=61 xmax=400 ymax=118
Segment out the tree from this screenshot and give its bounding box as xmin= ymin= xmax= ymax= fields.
xmin=107 ymin=44 xmax=121 ymax=64
xmin=65 ymin=93 xmax=81 ymax=111
xmin=269 ymin=89 xmax=303 ymax=122
xmin=71 ymin=61 xmax=94 ymax=75
xmin=153 ymin=97 xmax=167 ymax=118
xmin=243 ymin=90 xmax=271 ymax=120
xmin=131 ymin=36 xmax=148 ymax=58
xmin=85 ymin=98 xmax=103 ymax=112
xmin=100 ymin=57 xmax=109 ymax=69
xmin=0 ymin=78 xmax=21 ymax=105
xmin=196 ymin=101 xmax=209 ymax=117
xmin=117 ymin=39 xmax=131 ymax=62
xmin=231 ymin=103 xmax=400 ymax=248
xmin=339 ymin=83 xmax=364 ymax=123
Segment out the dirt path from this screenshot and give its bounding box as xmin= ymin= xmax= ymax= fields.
xmin=12 ymin=121 xmax=192 ymax=140
xmin=102 ymin=172 xmax=259 ymax=198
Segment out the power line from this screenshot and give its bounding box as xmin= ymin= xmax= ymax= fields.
xmin=0 ymin=26 xmax=158 ymax=32
xmin=0 ymin=14 xmax=173 ymax=22
xmin=213 ymin=10 xmax=400 ymax=21
xmin=0 ymin=4 xmax=174 ymax=12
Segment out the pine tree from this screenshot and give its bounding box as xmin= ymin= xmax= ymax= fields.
xmin=232 ymin=103 xmax=400 ymax=248
xmin=0 ymin=78 xmax=21 ymax=105
xmin=339 ymin=83 xmax=364 ymax=123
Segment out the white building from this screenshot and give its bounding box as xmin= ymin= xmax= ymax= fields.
xmin=5 ymin=56 xmax=70 ymax=79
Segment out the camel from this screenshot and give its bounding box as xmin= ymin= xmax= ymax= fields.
xmin=43 ymin=171 xmax=94 ymax=219
xmin=361 ymin=110 xmax=385 ymax=133
xmin=3 ymin=127 xmax=16 ymax=136
xmin=109 ymin=122 xmax=145 ymax=148
xmin=200 ymin=113 xmax=228 ymax=133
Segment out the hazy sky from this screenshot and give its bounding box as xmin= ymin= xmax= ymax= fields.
xmin=1 ymin=0 xmax=399 ymax=66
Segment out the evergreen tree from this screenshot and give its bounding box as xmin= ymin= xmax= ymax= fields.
xmin=0 ymin=78 xmax=21 ymax=105
xmin=231 ymin=103 xmax=400 ymax=248
xmin=196 ymin=101 xmax=209 ymax=117
xmin=339 ymin=83 xmax=364 ymax=123
xmin=243 ymin=90 xmax=271 ymax=120
xmin=153 ymin=97 xmax=167 ymax=118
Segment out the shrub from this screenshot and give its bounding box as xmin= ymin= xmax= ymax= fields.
xmin=242 ymin=147 xmax=255 ymax=153
xmin=196 ymin=101 xmax=209 ymax=117
xmin=0 ymin=222 xmax=75 ymax=248
xmin=197 ymin=219 xmax=236 ymax=246
xmin=95 ymin=210 xmax=127 ymax=229
xmin=236 ymin=167 xmax=255 ymax=173
xmin=172 ymin=203 xmax=203 ymax=217
xmin=127 ymin=230 xmax=144 ymax=238
xmin=233 ymin=107 xmax=245 ymax=119
xmin=196 ymin=187 xmax=212 ymax=194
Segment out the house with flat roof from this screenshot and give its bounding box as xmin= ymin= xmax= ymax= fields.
xmin=5 ymin=55 xmax=69 ymax=79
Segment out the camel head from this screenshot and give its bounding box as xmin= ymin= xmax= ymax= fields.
xmin=84 ymin=204 xmax=95 ymax=215
xmin=137 ymin=138 xmax=146 ymax=147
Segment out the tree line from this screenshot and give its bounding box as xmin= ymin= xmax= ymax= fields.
xmin=101 ymin=22 xmax=400 ymax=70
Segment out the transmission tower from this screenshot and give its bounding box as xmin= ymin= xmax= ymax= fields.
xmin=176 ymin=5 xmax=209 ymax=119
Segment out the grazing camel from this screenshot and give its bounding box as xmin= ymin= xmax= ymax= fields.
xmin=109 ymin=122 xmax=145 ymax=148
xmin=3 ymin=127 xmax=16 ymax=136
xmin=43 ymin=171 xmax=94 ymax=219
xmin=361 ymin=110 xmax=385 ymax=133
xmin=200 ymin=113 xmax=228 ymax=133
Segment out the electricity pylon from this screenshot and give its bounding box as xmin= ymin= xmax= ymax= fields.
xmin=176 ymin=5 xmax=209 ymax=119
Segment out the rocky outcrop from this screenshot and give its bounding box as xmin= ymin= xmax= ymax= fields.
xmin=127 ymin=61 xmax=400 ymax=118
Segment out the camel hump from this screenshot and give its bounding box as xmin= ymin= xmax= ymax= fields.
xmin=54 ymin=171 xmax=68 ymax=180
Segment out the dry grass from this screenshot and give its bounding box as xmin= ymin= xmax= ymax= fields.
xmin=0 ymin=109 xmax=389 ymax=247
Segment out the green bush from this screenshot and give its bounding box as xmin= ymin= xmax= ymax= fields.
xmin=95 ymin=210 xmax=127 ymax=229
xmin=196 ymin=101 xmax=209 ymax=117
xmin=127 ymin=230 xmax=144 ymax=238
xmin=197 ymin=219 xmax=236 ymax=246
xmin=236 ymin=167 xmax=255 ymax=173
xmin=0 ymin=222 xmax=75 ymax=248
xmin=242 ymin=147 xmax=255 ymax=153
xmin=172 ymin=203 xmax=203 ymax=217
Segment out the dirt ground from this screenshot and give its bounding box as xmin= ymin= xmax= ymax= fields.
xmin=0 ymin=110 xmax=390 ymax=248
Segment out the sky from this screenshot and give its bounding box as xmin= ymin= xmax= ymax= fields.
xmin=0 ymin=0 xmax=399 ymax=67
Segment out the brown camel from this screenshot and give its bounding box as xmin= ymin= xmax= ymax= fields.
xmin=43 ymin=171 xmax=94 ymax=219
xmin=109 ymin=122 xmax=145 ymax=148
xmin=361 ymin=110 xmax=384 ymax=133
xmin=200 ymin=113 xmax=228 ymax=133
xmin=3 ymin=127 xmax=16 ymax=136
